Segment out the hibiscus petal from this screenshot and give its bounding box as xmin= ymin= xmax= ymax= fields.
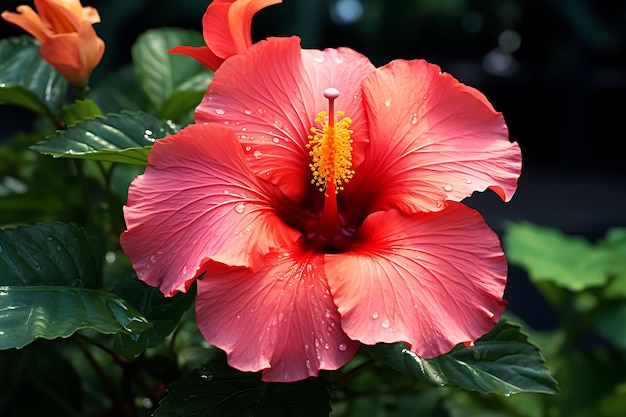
xmin=347 ymin=59 xmax=521 ymax=216
xmin=196 ymin=245 xmax=359 ymax=382
xmin=226 ymin=0 xmax=282 ymax=55
xmin=2 ymin=6 xmax=50 ymax=43
xmin=325 ymin=203 xmax=508 ymax=358
xmin=168 ymin=45 xmax=223 ymax=72
xmin=196 ymin=36 xmax=374 ymax=203
xmin=120 ymin=124 xmax=300 ymax=297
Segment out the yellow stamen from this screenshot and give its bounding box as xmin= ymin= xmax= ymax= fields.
xmin=306 ymin=88 xmax=355 ymax=195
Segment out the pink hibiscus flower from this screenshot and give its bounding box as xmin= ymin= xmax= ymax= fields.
xmin=120 ymin=34 xmax=522 ymax=382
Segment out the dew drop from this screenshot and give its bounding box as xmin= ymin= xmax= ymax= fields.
xmin=335 ymin=56 xmax=344 ymax=64
xmin=372 ymin=311 xmax=379 ymax=320
xmin=324 ymin=343 xmax=330 ymax=350
xmin=244 ymin=224 xmax=252 ymax=233
xmin=257 ymin=107 xmax=266 ymax=114
xmin=465 ymin=179 xmax=473 ymax=184
xmin=150 ymin=255 xmax=156 ymax=263
xmin=384 ymin=99 xmax=392 ymax=107
xmin=411 ymin=114 xmax=418 ymax=125
xmin=215 ymin=108 xmax=226 ymax=115
xmin=272 ymin=137 xmax=279 ymax=143
xmin=253 ymin=150 xmax=263 ymax=159
xmin=315 ymin=55 xmax=325 ymax=63
xmin=444 ymin=184 xmax=454 ymax=192
xmin=381 ymin=319 xmax=390 ymax=329
xmin=338 ymin=342 xmax=348 ymax=352
xmin=241 ymin=127 xmax=247 ymax=132
xmin=234 ymin=202 xmax=245 ymax=213
xmin=223 ymin=120 xmax=230 ymax=126
xmin=244 ymin=109 xmax=253 ymax=115
xmin=245 ymin=145 xmax=251 ymax=152
xmin=183 ymin=266 xmax=188 ymax=275
xmin=144 ymin=129 xmax=153 ymax=136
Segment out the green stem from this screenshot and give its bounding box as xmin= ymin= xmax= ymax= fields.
xmin=75 ymin=81 xmax=89 ymax=101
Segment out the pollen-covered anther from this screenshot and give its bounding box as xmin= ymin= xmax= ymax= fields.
xmin=306 ymin=89 xmax=354 ymax=195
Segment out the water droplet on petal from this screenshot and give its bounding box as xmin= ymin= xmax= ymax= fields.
xmin=215 ymin=109 xmax=226 ymax=115
xmin=465 ymin=179 xmax=473 ymax=184
xmin=253 ymin=150 xmax=263 ymax=159
xmin=245 ymin=145 xmax=251 ymax=152
xmin=335 ymin=56 xmax=344 ymax=64
xmin=444 ymin=184 xmax=454 ymax=192
xmin=384 ymin=99 xmax=391 ymax=107
xmin=338 ymin=342 xmax=348 ymax=352
xmin=244 ymin=109 xmax=253 ymax=115
xmin=223 ymin=120 xmax=230 ymax=126
xmin=272 ymin=137 xmax=279 ymax=143
xmin=411 ymin=113 xmax=418 ymax=125
xmin=150 ymin=255 xmax=156 ymax=263
xmin=257 ymin=107 xmax=266 ymax=114
xmin=372 ymin=311 xmax=379 ymax=319
xmin=234 ymin=202 xmax=245 ymax=213
xmin=381 ymin=319 xmax=390 ymax=329
xmin=315 ymin=55 xmax=325 ymax=63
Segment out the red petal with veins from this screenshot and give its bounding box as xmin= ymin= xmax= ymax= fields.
xmin=346 ymin=59 xmax=521 ymax=216
xmin=120 ymin=124 xmax=300 ymax=297
xmin=196 ymin=245 xmax=359 ymax=382
xmin=326 ymin=203 xmax=507 ymax=358
xmin=196 ymin=36 xmax=374 ymax=203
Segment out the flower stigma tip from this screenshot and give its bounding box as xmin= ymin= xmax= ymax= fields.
xmin=306 ymin=88 xmax=355 ymax=195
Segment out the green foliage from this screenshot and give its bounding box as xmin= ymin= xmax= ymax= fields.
xmin=113 ymin=279 xmax=196 ymax=360
xmin=154 ymin=361 xmax=333 ymax=417
xmin=0 ymin=36 xmax=67 ymax=116
xmin=131 ymin=28 xmax=213 ymax=122
xmin=369 ymin=321 xmax=558 ymax=396
xmin=503 ymin=223 xmax=626 ymax=417
xmin=31 ymin=111 xmax=179 ymax=165
xmin=504 ymin=222 xmax=610 ymax=290
xmin=0 ymin=223 xmax=150 ymax=349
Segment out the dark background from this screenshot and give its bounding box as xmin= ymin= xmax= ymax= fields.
xmin=2 ymin=0 xmax=625 ymax=328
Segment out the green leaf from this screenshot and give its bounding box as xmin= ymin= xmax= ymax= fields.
xmin=0 ymin=223 xmax=150 ymax=349
xmin=154 ymin=362 xmax=332 ymax=417
xmin=0 ymin=36 xmax=67 ymax=115
xmin=132 ymin=28 xmax=212 ymax=118
xmin=0 ymin=286 xmax=151 ymax=349
xmin=599 ymin=228 xmax=626 ymax=299
xmin=31 ymin=111 xmax=179 ymax=165
xmin=0 ymin=222 xmax=101 ymax=288
xmin=61 ymin=99 xmax=103 ymax=127
xmin=504 ymin=222 xmax=610 ymax=291
xmin=368 ymin=321 xmax=559 ymax=396
xmin=113 ymin=279 xmax=196 ymax=360
xmin=595 ymin=303 xmax=626 ymax=349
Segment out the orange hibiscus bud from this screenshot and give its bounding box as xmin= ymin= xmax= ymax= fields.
xmin=2 ymin=0 xmax=105 ymax=86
